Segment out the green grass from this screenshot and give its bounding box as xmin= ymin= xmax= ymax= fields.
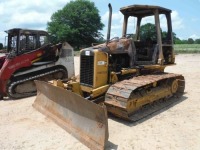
xmin=174 ymin=44 xmax=200 ymax=53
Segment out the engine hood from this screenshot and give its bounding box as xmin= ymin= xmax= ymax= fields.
xmin=82 ymin=38 xmax=132 ymax=54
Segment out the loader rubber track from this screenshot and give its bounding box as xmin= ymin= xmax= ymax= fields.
xmin=7 ymin=68 xmax=67 ymax=99
xmin=105 ymin=72 xmax=185 ymax=121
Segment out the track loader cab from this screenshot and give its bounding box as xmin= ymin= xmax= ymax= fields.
xmin=0 ymin=28 xmax=74 ymax=99
xmin=5 ymin=28 xmax=60 ymax=63
xmin=120 ymin=5 xmax=175 ymax=65
xmin=6 ymin=28 xmax=49 ymax=55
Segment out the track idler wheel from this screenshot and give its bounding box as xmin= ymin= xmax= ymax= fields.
xmin=171 ymin=79 xmax=178 ymax=94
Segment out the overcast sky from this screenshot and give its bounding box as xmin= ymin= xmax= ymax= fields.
xmin=0 ymin=0 xmax=200 ymax=45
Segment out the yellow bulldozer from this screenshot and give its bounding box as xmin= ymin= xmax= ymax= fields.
xmin=33 ymin=4 xmax=185 ymax=150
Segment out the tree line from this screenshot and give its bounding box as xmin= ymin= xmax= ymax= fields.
xmin=175 ymin=38 xmax=200 ymax=44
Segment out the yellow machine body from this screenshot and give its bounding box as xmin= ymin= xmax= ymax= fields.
xmin=33 ymin=4 xmax=185 ymax=150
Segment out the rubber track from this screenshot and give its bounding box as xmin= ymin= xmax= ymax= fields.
xmin=7 ymin=68 xmax=67 ymax=99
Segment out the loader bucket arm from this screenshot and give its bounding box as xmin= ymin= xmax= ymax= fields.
xmin=33 ymin=81 xmax=108 ymax=150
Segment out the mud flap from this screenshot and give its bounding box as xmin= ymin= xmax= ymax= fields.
xmin=33 ymin=81 xmax=108 ymax=150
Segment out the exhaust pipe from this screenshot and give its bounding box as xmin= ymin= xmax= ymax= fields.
xmin=106 ymin=3 xmax=112 ymax=45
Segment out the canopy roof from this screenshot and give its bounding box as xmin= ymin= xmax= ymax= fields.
xmin=5 ymin=28 xmax=48 ymax=35
xmin=120 ymin=5 xmax=171 ymax=17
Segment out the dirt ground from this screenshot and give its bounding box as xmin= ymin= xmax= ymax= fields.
xmin=0 ymin=54 xmax=200 ymax=150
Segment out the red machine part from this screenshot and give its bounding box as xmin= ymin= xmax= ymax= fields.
xmin=0 ymin=49 xmax=45 ymax=97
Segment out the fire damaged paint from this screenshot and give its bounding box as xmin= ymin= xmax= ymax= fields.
xmin=105 ymin=73 xmax=185 ymax=121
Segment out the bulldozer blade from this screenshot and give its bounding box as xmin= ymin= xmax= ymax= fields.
xmin=33 ymin=81 xmax=108 ymax=150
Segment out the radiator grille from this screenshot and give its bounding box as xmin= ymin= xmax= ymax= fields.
xmin=80 ymin=55 xmax=94 ymax=87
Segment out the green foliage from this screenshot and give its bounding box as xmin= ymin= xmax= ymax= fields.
xmin=47 ymin=0 xmax=104 ymax=49
xmin=195 ymin=39 xmax=200 ymax=44
xmin=140 ymin=23 xmax=157 ymax=41
xmin=140 ymin=23 xmax=178 ymax=43
xmin=0 ymin=43 xmax=3 ymax=49
xmin=162 ymin=31 xmax=177 ymax=42
xmin=174 ymin=44 xmax=200 ymax=53
xmin=139 ymin=23 xmax=200 ymax=53
xmin=187 ymin=38 xmax=194 ymax=44
xmin=174 ymin=38 xmax=184 ymax=44
xmin=175 ymin=38 xmax=200 ymax=44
